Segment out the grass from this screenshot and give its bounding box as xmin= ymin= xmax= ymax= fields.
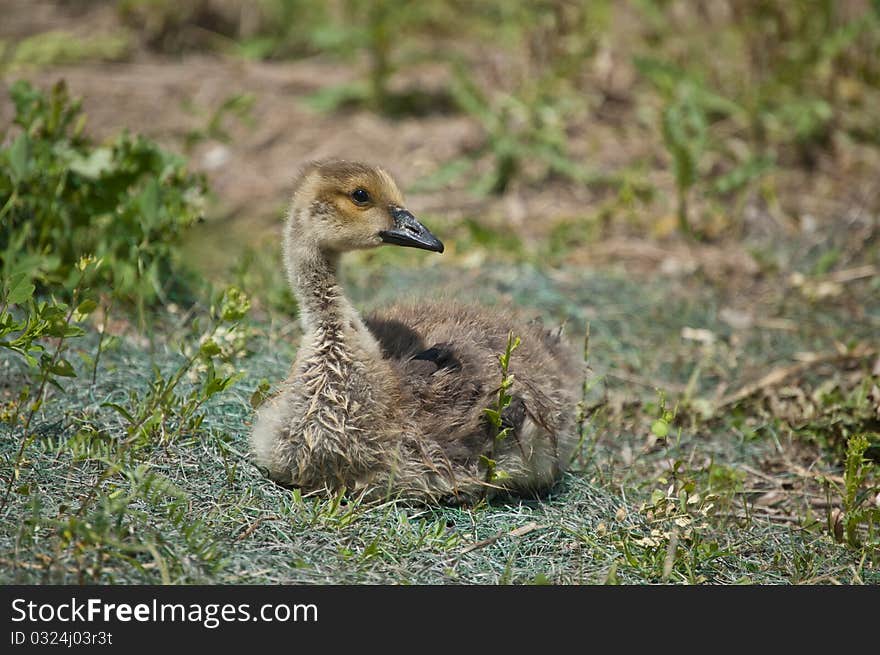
xmin=2 ymin=229 xmax=878 ymax=583
xmin=0 ymin=336 xmax=869 ymax=584
xmin=4 ymin=30 xmax=131 ymax=70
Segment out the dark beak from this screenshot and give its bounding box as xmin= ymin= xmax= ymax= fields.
xmin=380 ymin=207 xmax=444 ymax=253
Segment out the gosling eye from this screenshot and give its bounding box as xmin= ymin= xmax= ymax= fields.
xmin=350 ymin=188 xmax=371 ymax=206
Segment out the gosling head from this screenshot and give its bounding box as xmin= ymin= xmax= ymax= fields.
xmin=288 ymin=160 xmax=444 ymax=254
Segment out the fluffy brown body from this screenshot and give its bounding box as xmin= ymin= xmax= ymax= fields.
xmin=250 ymin=161 xmax=582 ymax=504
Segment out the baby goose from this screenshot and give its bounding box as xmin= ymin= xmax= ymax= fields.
xmin=250 ymin=160 xmax=582 ymax=504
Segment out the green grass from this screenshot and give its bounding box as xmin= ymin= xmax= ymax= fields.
xmin=6 ymin=30 xmax=131 ymax=70
xmin=2 ymin=245 xmax=877 ymax=584
xmin=0 ymin=336 xmax=868 ymax=584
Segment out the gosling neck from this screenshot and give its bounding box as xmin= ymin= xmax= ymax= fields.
xmin=285 ymin=243 xmax=357 ymax=333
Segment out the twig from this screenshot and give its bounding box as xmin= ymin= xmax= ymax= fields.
xmin=0 ymin=557 xmax=81 ymax=574
xmin=718 ymin=512 xmax=802 ymax=524
xmin=789 ymin=464 xmax=844 ymax=486
xmin=737 ymin=464 xmax=786 ymax=487
xmin=235 ymin=515 xmax=279 ymax=542
xmin=459 ymin=521 xmax=543 ymax=554
xmin=716 ymin=346 xmax=877 ymax=409
xmin=602 ymin=370 xmax=687 ymax=393
xmin=825 ymin=265 xmax=877 ymax=284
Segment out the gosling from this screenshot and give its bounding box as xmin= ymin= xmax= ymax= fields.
xmin=250 ymin=160 xmax=583 ymax=504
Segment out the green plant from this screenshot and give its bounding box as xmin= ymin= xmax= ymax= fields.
xmin=481 ymin=332 xmax=520 ymax=487
xmin=636 ymin=58 xmax=773 ymax=237
xmin=301 ymin=0 xmax=613 ymax=170
xmin=573 ymin=323 xmax=592 ymax=456
xmin=2 ymin=283 xmax=252 ymax=582
xmin=625 ymin=468 xmax=724 ymax=583
xmin=729 ymin=1 xmax=879 ymax=151
xmin=447 ymin=2 xmax=613 ymax=195
xmin=787 ymin=374 xmax=880 ymax=461
xmin=102 ymin=286 xmax=252 ymax=449
xmin=229 ymin=241 xmax=297 ymax=316
xmin=118 ymin=0 xmax=248 ymax=54
xmin=183 ymin=93 xmax=256 ymax=151
xmin=0 ymin=255 xmax=102 ymax=511
xmin=659 ymin=82 xmax=706 ymax=237
xmin=285 ymin=0 xmax=459 ymax=115
xmin=1 ymin=80 xmax=207 ymax=310
xmin=5 ymin=30 xmax=131 ymax=70
xmin=638 ymin=1 xmax=880 ymax=178
xmin=839 ymin=434 xmax=879 ymax=549
xmin=231 ymin=0 xmax=336 ymax=61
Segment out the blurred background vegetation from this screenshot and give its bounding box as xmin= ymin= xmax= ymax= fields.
xmin=3 ymin=0 xmax=879 ymax=299
xmin=1 ymin=1 xmax=879 ymax=583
